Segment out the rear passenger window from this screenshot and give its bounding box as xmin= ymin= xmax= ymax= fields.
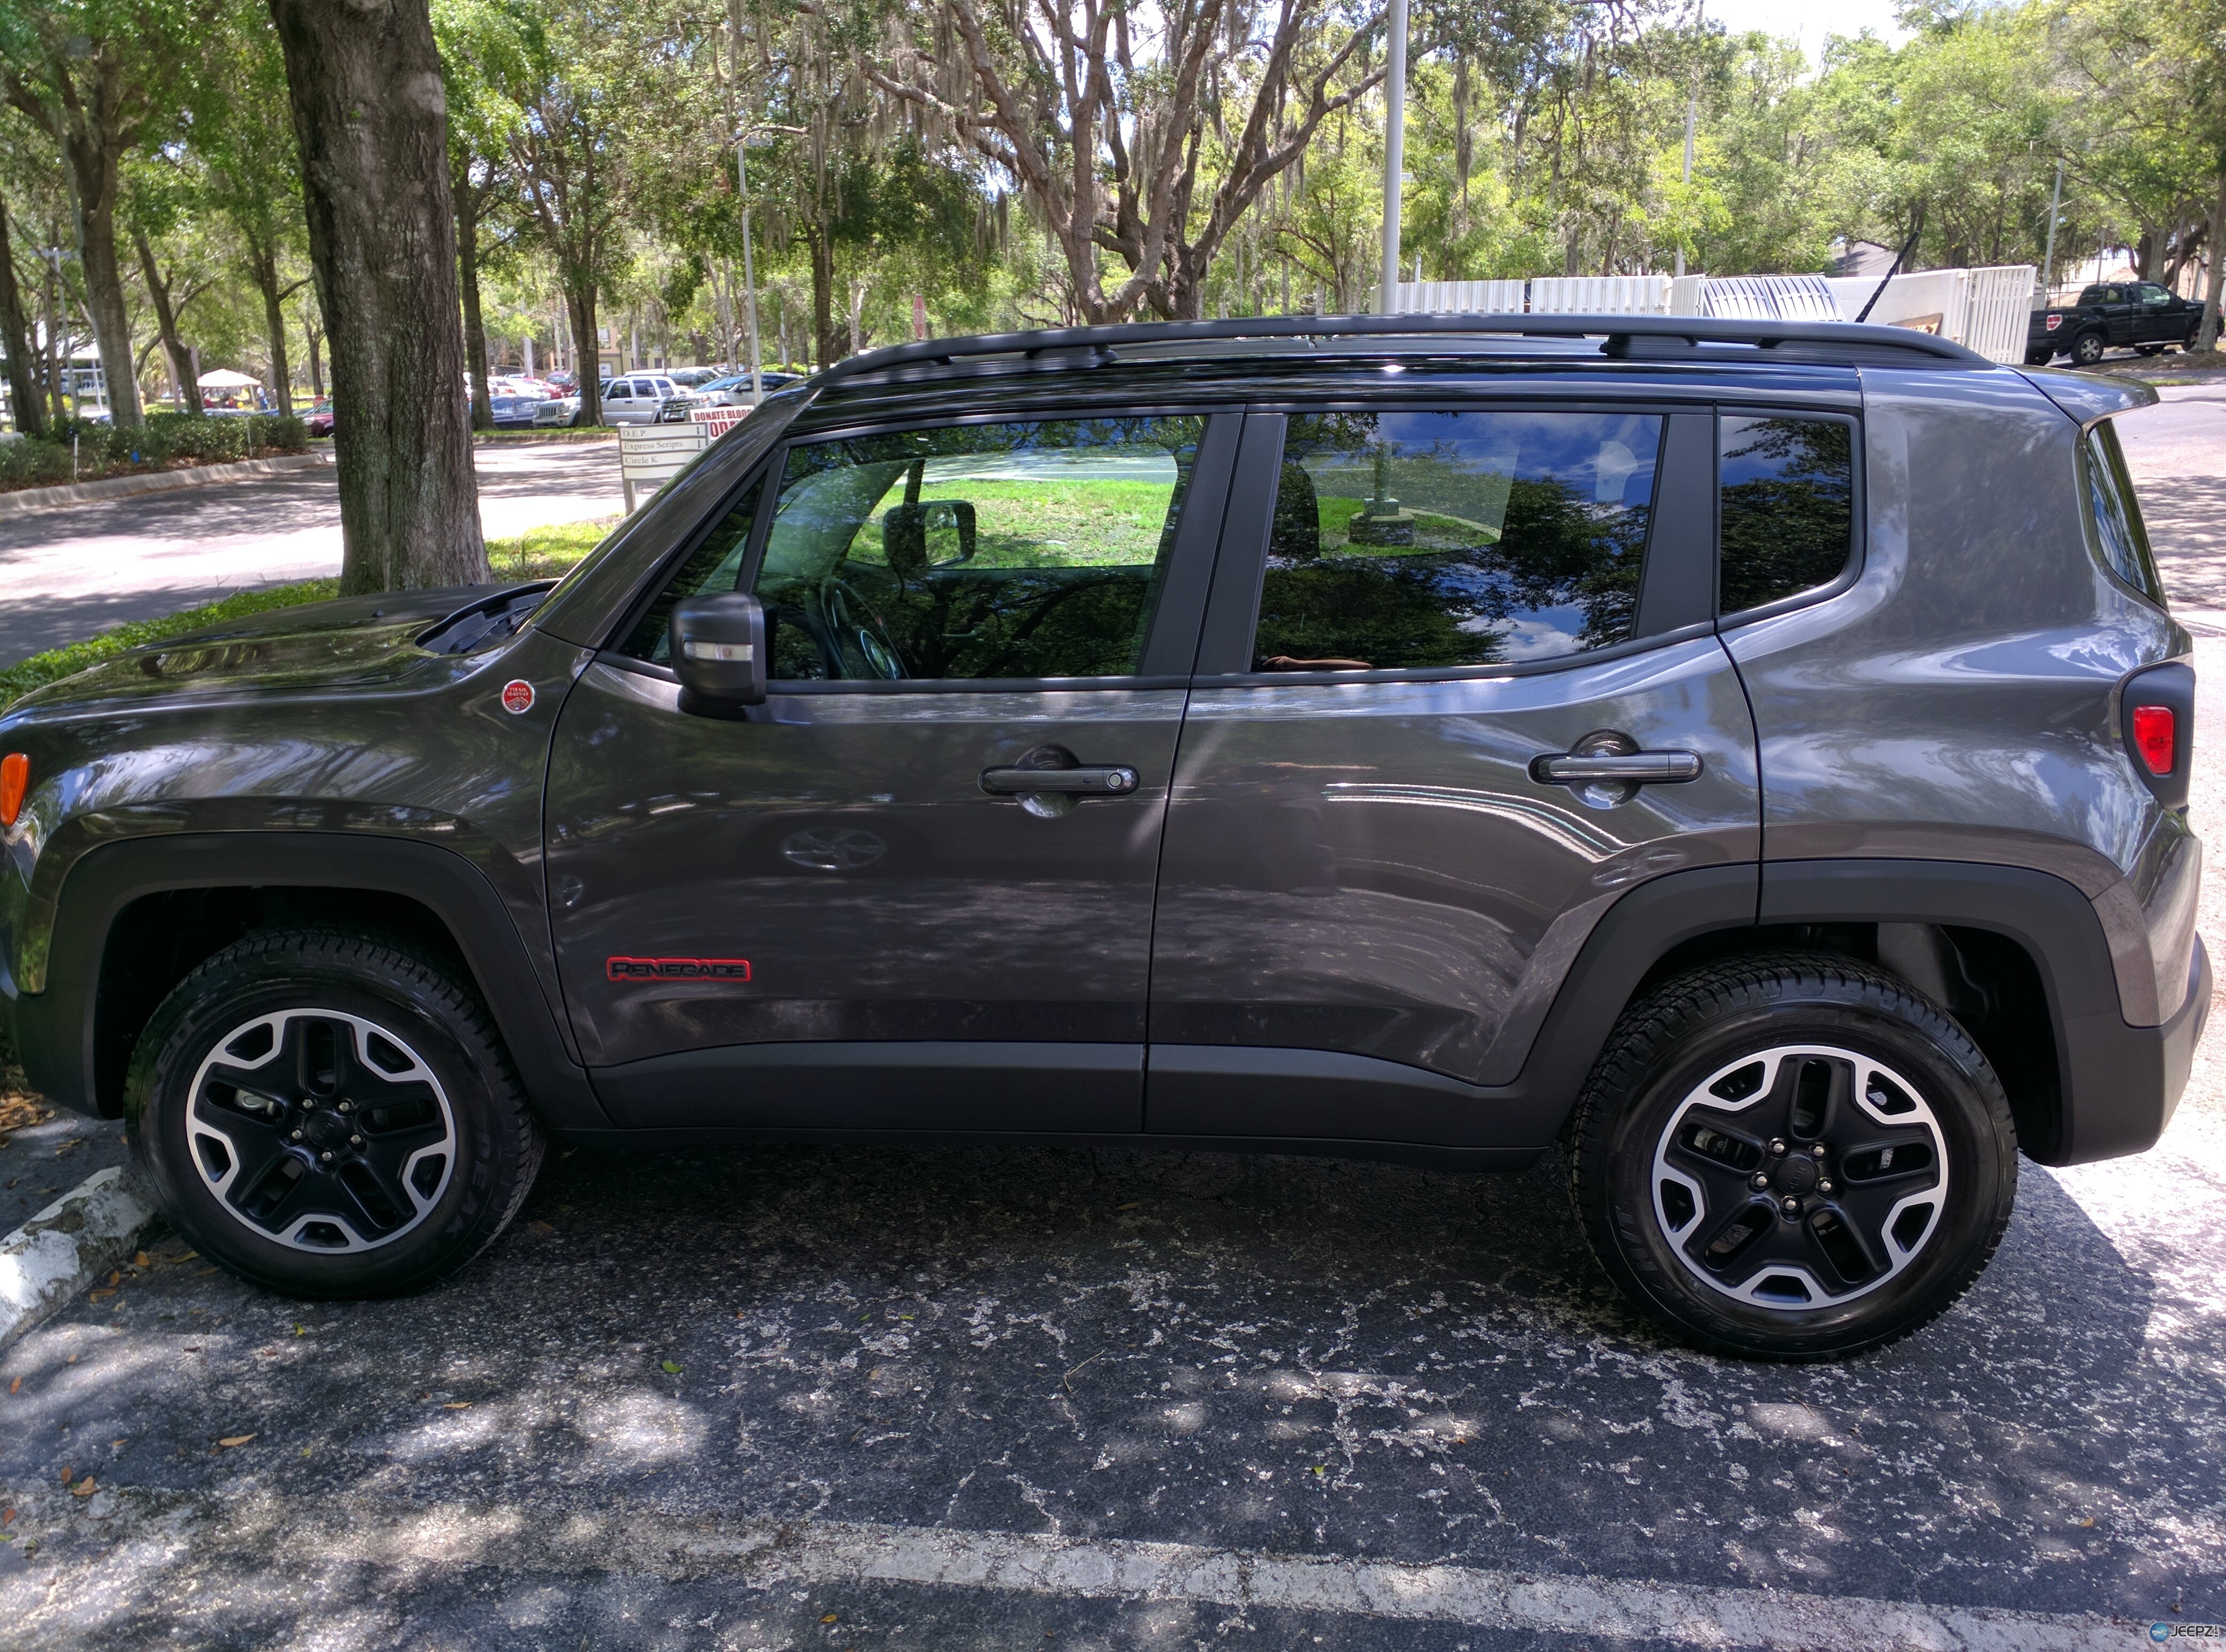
xmin=1251 ymin=410 xmax=1663 ymax=672
xmin=1717 ymin=415 xmax=1855 ymax=616
xmin=2083 ymin=422 xmax=2164 ymax=604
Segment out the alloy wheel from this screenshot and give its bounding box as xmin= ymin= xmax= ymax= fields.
xmin=186 ymin=1008 xmax=457 ymax=1253
xmin=1649 ymin=1044 xmax=1949 ymax=1311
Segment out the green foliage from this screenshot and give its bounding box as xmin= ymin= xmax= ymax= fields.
xmin=0 ymin=412 xmax=308 ymax=490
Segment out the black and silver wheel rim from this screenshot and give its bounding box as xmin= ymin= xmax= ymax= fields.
xmin=186 ymin=1009 xmax=458 ymax=1253
xmin=1649 ymin=1044 xmax=1949 ymax=1311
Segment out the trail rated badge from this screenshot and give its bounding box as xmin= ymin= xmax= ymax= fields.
xmin=500 ymin=679 xmax=535 ymax=714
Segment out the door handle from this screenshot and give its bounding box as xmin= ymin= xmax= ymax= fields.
xmin=980 ymin=764 xmax=1139 ymax=797
xmin=1531 ymin=751 xmax=1703 ymax=785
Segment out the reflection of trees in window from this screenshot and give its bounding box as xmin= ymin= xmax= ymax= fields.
xmin=1718 ymin=417 xmax=1854 ymax=615
xmin=1256 ymin=414 xmax=1657 ymax=670
xmin=760 ymin=416 xmax=1203 ymax=680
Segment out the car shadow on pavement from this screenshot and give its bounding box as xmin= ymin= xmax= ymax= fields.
xmin=2 ymin=1135 xmax=2214 ymax=1649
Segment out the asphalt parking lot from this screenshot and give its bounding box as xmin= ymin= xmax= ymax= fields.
xmin=1 ymin=378 xmax=2222 ymax=1650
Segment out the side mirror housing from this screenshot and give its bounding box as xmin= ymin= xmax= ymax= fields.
xmin=671 ymin=593 xmax=766 ymax=717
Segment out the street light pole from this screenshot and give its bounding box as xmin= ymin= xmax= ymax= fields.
xmin=1377 ymin=0 xmax=1408 ymax=315
xmin=2039 ymin=159 xmax=2064 ymax=305
xmin=735 ymin=132 xmax=764 ymax=401
xmin=1676 ymin=0 xmax=1703 ymax=281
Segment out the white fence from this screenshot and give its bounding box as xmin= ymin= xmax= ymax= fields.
xmin=1384 ymin=263 xmax=2038 ymax=363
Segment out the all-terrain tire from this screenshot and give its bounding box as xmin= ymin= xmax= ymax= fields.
xmin=126 ymin=928 xmax=543 ymax=1298
xmin=1567 ymin=953 xmax=2017 ymax=1359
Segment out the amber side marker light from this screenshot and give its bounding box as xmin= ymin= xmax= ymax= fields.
xmin=0 ymin=753 xmax=26 ymax=827
xmin=2131 ymin=705 xmax=2176 ymax=776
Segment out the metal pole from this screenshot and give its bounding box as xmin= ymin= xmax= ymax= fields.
xmin=1377 ymin=0 xmax=1408 ymax=315
xmin=1676 ymin=0 xmax=1702 ymax=281
xmin=2039 ymin=160 xmax=2064 ymax=304
xmin=737 ymin=137 xmax=763 ymax=400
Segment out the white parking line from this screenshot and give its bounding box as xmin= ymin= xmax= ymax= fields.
xmin=248 ymin=1496 xmax=2137 ymax=1650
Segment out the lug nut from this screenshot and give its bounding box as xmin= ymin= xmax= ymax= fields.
xmin=337 ymin=1100 xmax=352 ymax=1113
xmin=290 ymin=1130 xmax=304 ymax=1142
xmin=1750 ymin=1172 xmax=1770 ymax=1189
xmin=1810 ymin=1143 xmax=1827 ymax=1159
xmin=349 ymin=1135 xmax=364 ymax=1149
xmin=1818 ymin=1179 xmax=1834 ymax=1194
xmin=1768 ymin=1138 xmax=1787 ymax=1156
xmin=1780 ymin=1196 xmax=1801 ymax=1214
xmin=301 ymin=1098 xmax=316 ymax=1111
xmin=319 ymin=1151 xmax=333 ymax=1164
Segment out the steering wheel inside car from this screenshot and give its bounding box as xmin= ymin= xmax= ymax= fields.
xmin=819 ymin=575 xmax=908 ymax=679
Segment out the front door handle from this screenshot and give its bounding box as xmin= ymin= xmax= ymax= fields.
xmin=1531 ymin=751 xmax=1703 ymax=785
xmin=980 ymin=764 xmax=1139 ymax=796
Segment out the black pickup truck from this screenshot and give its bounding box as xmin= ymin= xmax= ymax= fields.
xmin=2027 ymin=280 xmax=2206 ymax=366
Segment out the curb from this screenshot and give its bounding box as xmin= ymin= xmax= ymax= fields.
xmin=0 ymin=452 xmax=333 ymax=518
xmin=0 ymin=1165 xmax=160 ymax=1350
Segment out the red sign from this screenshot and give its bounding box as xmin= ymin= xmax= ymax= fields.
xmin=500 ymin=679 xmax=535 ymax=715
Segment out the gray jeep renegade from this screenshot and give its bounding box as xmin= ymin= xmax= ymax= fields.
xmin=0 ymin=315 xmax=2204 ymax=1358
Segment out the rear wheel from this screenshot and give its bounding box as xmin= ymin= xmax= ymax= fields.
xmin=2071 ymin=329 xmax=2109 ymax=366
xmin=1568 ymin=954 xmax=2016 ymax=1359
xmin=127 ymin=929 xmax=543 ymax=1298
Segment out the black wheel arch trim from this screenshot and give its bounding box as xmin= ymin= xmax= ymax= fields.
xmin=7 ymin=833 xmax=608 ymax=1130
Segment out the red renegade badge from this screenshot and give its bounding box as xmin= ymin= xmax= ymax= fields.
xmin=606 ymin=957 xmax=753 ymax=983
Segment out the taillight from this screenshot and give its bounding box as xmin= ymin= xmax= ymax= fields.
xmin=2132 ymin=705 xmax=2176 ymax=775
xmin=2046 ymin=314 xmax=2062 ymax=330
xmin=0 ymin=753 xmax=25 ymax=827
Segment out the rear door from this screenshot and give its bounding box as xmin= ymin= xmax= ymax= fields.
xmin=1144 ymin=400 xmax=1760 ymax=1145
xmin=546 ymin=406 xmax=1237 ymax=1132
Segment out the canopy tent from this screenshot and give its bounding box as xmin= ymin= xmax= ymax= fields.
xmin=195 ymin=368 xmax=263 ymax=388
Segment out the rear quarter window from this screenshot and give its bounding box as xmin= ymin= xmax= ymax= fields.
xmin=2082 ymin=422 xmax=2165 ymax=606
xmin=1717 ymin=414 xmax=1856 ymax=617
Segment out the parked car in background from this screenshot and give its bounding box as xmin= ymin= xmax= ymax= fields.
xmin=306 ymin=402 xmax=335 ymax=438
xmin=2027 ymin=281 xmax=2205 ymax=366
xmin=533 ymin=393 xmax=584 ymax=429
xmin=666 ymin=368 xmax=722 ymax=388
xmin=487 ymin=395 xmax=546 ymax=431
xmin=696 ymin=371 xmax=804 ymax=407
xmin=598 ymin=375 xmax=697 ymax=425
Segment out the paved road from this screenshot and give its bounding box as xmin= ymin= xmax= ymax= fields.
xmin=0 ymin=386 xmax=2221 ymax=1650
xmin=0 ymin=442 xmax=622 ymax=669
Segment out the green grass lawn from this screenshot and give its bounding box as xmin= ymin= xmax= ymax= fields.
xmin=1 ymin=516 xmax=619 ymax=714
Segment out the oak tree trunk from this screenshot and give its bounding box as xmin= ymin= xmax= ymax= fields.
xmin=0 ymin=191 xmax=50 ymax=439
xmin=59 ymin=114 xmax=144 ymax=426
xmin=566 ymin=282 xmax=600 ymax=425
xmin=248 ymin=241 xmax=295 ymax=418
xmin=132 ymin=228 xmax=201 ymax=417
xmin=2202 ymin=172 xmax=2226 ymax=356
xmin=268 ymin=0 xmax=484 ymax=593
xmin=456 ymin=178 xmax=491 ymax=429
xmin=809 ymin=224 xmax=838 ymax=365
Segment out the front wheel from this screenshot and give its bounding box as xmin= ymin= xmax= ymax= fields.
xmin=127 ymin=929 xmax=544 ymax=1298
xmin=1568 ymin=955 xmax=2016 ymax=1359
xmin=2071 ymin=330 xmax=2109 ymax=366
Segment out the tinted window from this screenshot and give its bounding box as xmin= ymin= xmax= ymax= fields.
xmin=618 ymin=477 xmax=767 ymax=661
xmin=1250 ymin=410 xmax=1662 ymax=672
xmin=606 ymin=383 xmax=631 ymax=400
xmin=1717 ymin=415 xmax=1855 ymax=616
xmin=2083 ymin=422 xmax=2164 ymax=604
xmin=752 ymin=416 xmax=1203 ymax=681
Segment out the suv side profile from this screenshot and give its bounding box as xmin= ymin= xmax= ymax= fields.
xmin=0 ymin=315 xmax=2204 ymax=1359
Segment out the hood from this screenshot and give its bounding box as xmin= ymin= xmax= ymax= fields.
xmin=3 ymin=585 xmax=517 ymax=722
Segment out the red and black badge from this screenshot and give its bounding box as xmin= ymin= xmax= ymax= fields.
xmin=500 ymin=679 xmax=536 ymax=714
xmin=606 ymin=957 xmax=752 ymax=983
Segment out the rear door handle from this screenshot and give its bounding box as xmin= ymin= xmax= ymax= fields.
xmin=1531 ymin=751 xmax=1703 ymax=785
xmin=980 ymin=764 xmax=1139 ymax=796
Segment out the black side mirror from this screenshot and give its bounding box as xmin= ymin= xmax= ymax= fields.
xmin=671 ymin=593 xmax=766 ymax=717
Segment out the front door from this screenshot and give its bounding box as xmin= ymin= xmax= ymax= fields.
xmin=547 ymin=409 xmax=1235 ymax=1132
xmin=1146 ymin=404 xmax=1761 ymax=1145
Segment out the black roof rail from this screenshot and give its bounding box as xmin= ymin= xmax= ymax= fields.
xmin=813 ymin=311 xmax=1993 ymax=386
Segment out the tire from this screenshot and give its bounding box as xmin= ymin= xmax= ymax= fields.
xmin=2071 ymin=330 xmax=2108 ymax=366
xmin=2024 ymin=349 xmax=2054 ymax=366
xmin=1567 ymin=954 xmax=2016 ymax=1359
xmin=125 ymin=929 xmax=544 ymax=1299
xmin=2136 ymin=343 xmax=2167 ymax=356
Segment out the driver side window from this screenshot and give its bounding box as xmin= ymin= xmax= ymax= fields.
xmin=752 ymin=416 xmax=1202 ymax=682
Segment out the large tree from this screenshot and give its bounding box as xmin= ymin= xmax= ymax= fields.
xmin=0 ymin=0 xmax=213 ymax=427
xmin=0 ymin=181 xmax=47 ymax=436
xmin=267 ymin=0 xmax=485 ymax=590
